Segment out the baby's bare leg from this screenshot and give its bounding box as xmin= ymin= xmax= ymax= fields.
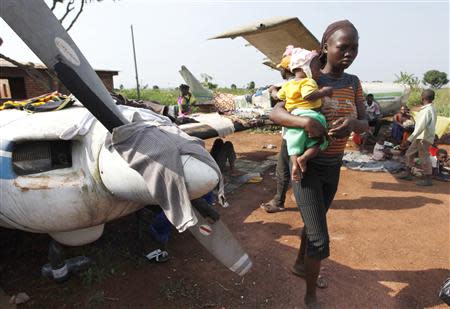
xmin=291 ymin=155 xmax=302 ymax=182
xmin=297 ymin=146 xmax=320 ymax=174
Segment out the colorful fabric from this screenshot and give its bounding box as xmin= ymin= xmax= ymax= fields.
xmin=0 ymin=91 xmax=74 ymax=112
xmin=284 ymin=109 xmax=328 ymax=156
xmin=429 ymin=146 xmax=439 ymax=157
xmin=288 ymin=48 xmax=319 ymax=78
xmin=177 ymin=94 xmax=191 ymax=116
xmin=277 ymin=78 xmax=321 ymax=111
xmin=276 ymin=56 xmax=291 ymax=70
xmin=316 ymin=73 xmax=363 ymax=158
xmin=213 ymin=92 xmax=235 ymax=113
xmin=276 ymin=45 xmax=294 ymax=69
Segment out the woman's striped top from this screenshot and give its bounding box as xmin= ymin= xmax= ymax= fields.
xmin=314 ymin=73 xmax=364 ymax=165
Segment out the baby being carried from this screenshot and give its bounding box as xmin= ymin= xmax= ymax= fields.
xmin=277 ymin=46 xmax=332 ymax=181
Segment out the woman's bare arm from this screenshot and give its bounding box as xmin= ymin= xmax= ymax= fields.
xmin=269 ymin=102 xmax=327 ymax=138
xmin=352 ymin=98 xmax=369 ymax=134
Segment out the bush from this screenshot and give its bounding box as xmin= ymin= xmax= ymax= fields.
xmin=395 ymin=71 xmax=420 ymax=90
xmin=407 ymin=88 xmax=422 ymax=107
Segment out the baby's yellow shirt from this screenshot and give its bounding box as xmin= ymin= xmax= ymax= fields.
xmin=277 ymin=78 xmax=321 ymax=112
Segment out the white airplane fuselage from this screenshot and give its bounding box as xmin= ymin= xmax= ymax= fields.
xmin=0 ymin=106 xmax=219 ymax=246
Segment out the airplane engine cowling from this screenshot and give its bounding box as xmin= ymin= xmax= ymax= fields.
xmin=98 ymin=145 xmax=220 ymax=204
xmin=50 ymin=225 xmax=104 ymax=246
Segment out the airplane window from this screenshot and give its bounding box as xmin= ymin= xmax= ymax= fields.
xmin=12 ymin=140 xmax=72 ymax=175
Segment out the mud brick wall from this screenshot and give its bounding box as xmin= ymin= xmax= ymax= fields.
xmin=1 ymin=66 xmax=117 ymax=99
xmin=25 ymin=70 xmax=116 ymax=97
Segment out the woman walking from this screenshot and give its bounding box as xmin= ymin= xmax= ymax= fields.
xmin=270 ymin=20 xmax=368 ymax=308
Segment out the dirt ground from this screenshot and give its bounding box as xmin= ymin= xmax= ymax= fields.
xmin=1 ymin=131 xmax=449 ymax=309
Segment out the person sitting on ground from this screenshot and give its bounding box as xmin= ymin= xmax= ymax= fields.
xmin=210 ymin=138 xmax=236 ymax=172
xmin=397 ymin=89 xmax=437 ymax=186
xmin=277 ymin=47 xmax=332 ymax=181
xmin=391 ymin=105 xmax=415 ymax=144
xmin=365 ymin=93 xmax=382 ymax=136
xmin=177 ymin=84 xmax=192 ymax=117
xmin=433 ymin=149 xmax=450 ymax=181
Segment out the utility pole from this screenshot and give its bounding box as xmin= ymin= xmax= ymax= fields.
xmin=130 ymin=24 xmax=140 ymax=100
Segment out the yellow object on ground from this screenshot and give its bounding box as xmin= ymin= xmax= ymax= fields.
xmin=247 ymin=176 xmax=263 ymax=183
xmin=411 ymin=111 xmax=450 ymax=138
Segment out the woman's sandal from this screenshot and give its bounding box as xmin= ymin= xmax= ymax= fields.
xmin=290 ymin=265 xmax=328 ymax=289
xmin=260 ymin=199 xmax=285 ymax=213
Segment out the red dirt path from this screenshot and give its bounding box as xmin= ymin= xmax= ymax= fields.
xmin=1 ymin=131 xmax=449 ymax=308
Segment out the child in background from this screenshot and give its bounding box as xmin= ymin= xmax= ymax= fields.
xmin=429 ymin=136 xmax=440 ymax=157
xmin=277 ymin=47 xmax=333 ymax=181
xmin=397 ymin=89 xmax=437 ymax=186
xmin=433 ymin=149 xmax=450 ymax=181
xmin=177 ymin=84 xmax=192 ymax=117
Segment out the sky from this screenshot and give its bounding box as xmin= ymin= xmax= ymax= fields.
xmin=1 ymin=0 xmax=449 ymax=89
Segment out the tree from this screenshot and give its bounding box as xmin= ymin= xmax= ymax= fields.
xmin=0 ymin=1 xmax=116 ymax=93
xmin=200 ymin=73 xmax=217 ymax=90
xmin=152 ymin=85 xmax=159 ymax=90
xmin=423 ymin=70 xmax=448 ymax=89
xmin=247 ymin=81 xmax=255 ymax=90
xmin=49 ymin=0 xmax=117 ymax=32
xmin=200 ymin=73 xmax=213 ymax=85
xmin=394 ymin=71 xmax=420 ymax=90
xmin=230 ymin=84 xmax=237 ymax=90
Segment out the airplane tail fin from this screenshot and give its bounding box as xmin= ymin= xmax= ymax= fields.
xmin=179 ymin=66 xmax=214 ymax=103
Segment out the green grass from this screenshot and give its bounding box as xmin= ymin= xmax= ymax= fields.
xmin=434 ymin=88 xmax=450 ymax=117
xmin=119 ymin=88 xmax=179 ymax=106
xmin=407 ymin=88 xmax=450 ymax=117
xmin=216 ymin=87 xmax=250 ymax=95
xmin=119 ymin=87 xmax=449 ymax=117
xmin=119 ymin=87 xmax=252 ymax=106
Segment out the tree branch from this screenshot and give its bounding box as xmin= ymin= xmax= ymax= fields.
xmin=50 ymin=0 xmax=63 ymax=11
xmin=66 ymin=0 xmax=85 ymax=32
xmin=59 ymin=0 xmax=75 ymax=23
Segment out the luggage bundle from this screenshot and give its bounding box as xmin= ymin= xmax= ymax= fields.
xmin=0 ymin=91 xmax=74 ymax=112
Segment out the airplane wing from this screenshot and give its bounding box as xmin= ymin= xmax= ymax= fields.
xmin=209 ymin=17 xmax=320 ymax=67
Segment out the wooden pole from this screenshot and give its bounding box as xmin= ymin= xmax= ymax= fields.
xmin=130 ymin=24 xmax=140 ymax=100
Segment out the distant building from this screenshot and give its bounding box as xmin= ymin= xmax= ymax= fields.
xmin=0 ymin=58 xmax=118 ymax=100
